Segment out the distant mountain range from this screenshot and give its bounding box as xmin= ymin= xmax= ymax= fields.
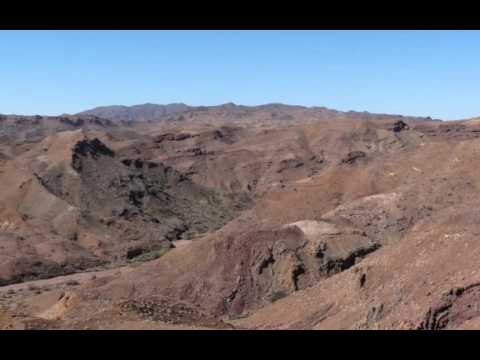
xmin=77 ymin=103 xmax=191 ymax=122
xmin=76 ymin=102 xmax=438 ymax=123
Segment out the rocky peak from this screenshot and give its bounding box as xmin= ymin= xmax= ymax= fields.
xmin=71 ymin=138 xmax=115 ymax=172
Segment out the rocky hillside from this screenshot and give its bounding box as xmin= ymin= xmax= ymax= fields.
xmin=0 ymin=123 xmax=246 ymax=286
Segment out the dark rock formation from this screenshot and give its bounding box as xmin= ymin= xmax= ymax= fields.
xmin=418 ymin=283 xmax=480 ymax=330
xmin=392 ymin=120 xmax=409 ymax=132
xmin=341 ymin=151 xmax=366 ymax=165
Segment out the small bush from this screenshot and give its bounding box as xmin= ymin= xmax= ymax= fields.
xmin=270 ymin=291 xmax=288 ymax=303
xmin=128 ymin=248 xmax=170 ymax=263
xmin=66 ymin=280 xmax=80 ymax=286
xmin=229 ymin=312 xmax=250 ymax=320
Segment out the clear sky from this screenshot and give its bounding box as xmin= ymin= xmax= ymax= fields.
xmin=1 ymin=30 xmax=479 ymax=120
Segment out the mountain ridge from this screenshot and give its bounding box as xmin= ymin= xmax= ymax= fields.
xmin=76 ymin=102 xmax=440 ymax=123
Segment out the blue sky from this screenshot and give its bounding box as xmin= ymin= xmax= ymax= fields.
xmin=0 ymin=30 xmax=479 ymax=119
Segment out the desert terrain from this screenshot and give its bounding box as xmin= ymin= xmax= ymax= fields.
xmin=1 ymin=103 xmax=479 ymax=330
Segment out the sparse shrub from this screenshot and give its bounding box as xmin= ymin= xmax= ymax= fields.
xmin=128 ymin=248 xmax=170 ymax=263
xmin=66 ymin=279 xmax=80 ymax=286
xmin=270 ymin=291 xmax=288 ymax=303
xmin=229 ymin=312 xmax=250 ymax=320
